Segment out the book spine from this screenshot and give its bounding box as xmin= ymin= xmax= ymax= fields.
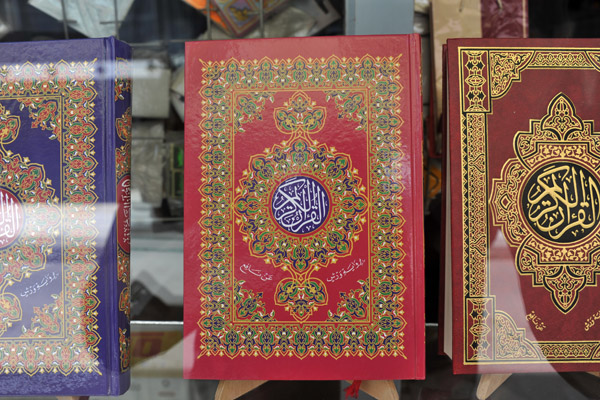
xmin=408 ymin=33 xmax=426 ymax=380
xmin=112 ymin=38 xmax=132 ymax=394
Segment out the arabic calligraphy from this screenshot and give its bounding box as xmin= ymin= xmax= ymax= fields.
xmin=523 ymin=162 xmax=600 ymax=243
xmin=117 ymin=176 xmax=131 ymax=252
xmin=0 ymin=189 xmax=23 ymax=248
xmin=19 ymin=271 xmax=59 ymax=298
xmin=326 ymin=258 xmax=365 ymax=283
xmin=272 ymin=176 xmax=330 ymax=234
xmin=584 ymin=309 xmax=600 ymax=331
xmin=239 ymin=263 xmax=273 ymax=282
xmin=526 ymin=310 xmax=546 ymax=331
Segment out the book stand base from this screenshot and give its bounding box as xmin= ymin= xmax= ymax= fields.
xmin=215 ymin=380 xmax=267 ymax=399
xmin=476 ymin=374 xmax=511 ymax=400
xmin=214 ymin=380 xmax=399 ymax=400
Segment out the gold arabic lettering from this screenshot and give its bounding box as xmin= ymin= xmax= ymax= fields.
xmin=524 ymin=162 xmax=600 ymax=242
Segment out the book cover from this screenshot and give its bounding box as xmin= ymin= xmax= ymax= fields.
xmin=0 ymin=37 xmax=131 ymax=395
xmin=447 ymin=38 xmax=600 ymax=373
xmin=184 ymin=34 xmax=425 ymax=380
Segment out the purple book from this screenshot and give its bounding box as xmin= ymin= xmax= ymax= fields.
xmin=0 ymin=37 xmax=131 ymax=395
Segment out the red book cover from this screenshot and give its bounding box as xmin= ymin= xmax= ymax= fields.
xmin=184 ymin=35 xmax=424 ymax=380
xmin=447 ymin=38 xmax=600 ymax=373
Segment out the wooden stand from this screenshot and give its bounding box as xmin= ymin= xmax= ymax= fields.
xmin=476 ymin=374 xmax=511 ymax=400
xmin=347 ymin=380 xmax=399 ymax=400
xmin=214 ymin=380 xmax=399 ymax=400
xmin=57 ymin=397 xmax=89 ymax=400
xmin=215 ymin=380 xmax=267 ymax=400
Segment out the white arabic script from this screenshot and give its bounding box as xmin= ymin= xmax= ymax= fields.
xmin=0 ymin=191 xmax=22 ymax=246
xmin=239 ymin=263 xmax=273 ymax=281
xmin=272 ymin=177 xmax=329 ymax=234
xmin=20 ymin=271 xmax=60 ymax=298
xmin=327 ymin=258 xmax=365 ymax=282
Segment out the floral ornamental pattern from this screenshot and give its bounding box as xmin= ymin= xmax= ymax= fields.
xmin=488 ymin=51 xmax=533 ymax=98
xmin=196 ymin=54 xmax=408 ymax=360
xmin=16 ymin=97 xmax=62 ymax=140
xmin=0 ymin=60 xmax=101 ymax=375
xmin=114 ymin=58 xmax=131 ymax=101
xmin=119 ymin=287 xmax=130 ymax=318
xmin=0 ymin=104 xmax=62 ymax=337
xmin=22 ymin=292 xmax=64 ymax=338
xmin=491 ymin=93 xmax=600 ymax=314
xmin=115 ymin=65 xmax=132 ymax=374
xmin=119 ymin=328 xmax=130 ymax=371
xmin=460 ymin=47 xmax=600 ymax=365
xmin=234 ymin=92 xmax=368 ymax=320
xmin=116 ymin=107 xmax=132 ymax=142
xmin=115 ymin=117 xmax=131 ymax=285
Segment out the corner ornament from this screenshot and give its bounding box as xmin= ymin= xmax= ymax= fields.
xmin=490 ymin=93 xmax=600 ymax=313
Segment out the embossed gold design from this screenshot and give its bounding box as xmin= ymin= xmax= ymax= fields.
xmin=491 ymin=93 xmax=600 ymax=314
xmin=522 ymin=162 xmax=600 ymax=242
xmin=489 ymin=51 xmax=533 ymax=98
xmin=539 ymin=342 xmax=599 ymax=359
xmin=526 ymin=311 xmax=546 ymax=331
xmin=467 ymin=298 xmax=492 ymax=360
xmin=495 ymin=312 xmax=541 ymax=360
xmin=460 ymin=46 xmax=600 ymax=366
xmin=465 ymin=113 xmax=488 ymax=298
xmin=463 ymin=51 xmax=488 ymax=112
xmin=528 ymin=51 xmax=593 ymax=68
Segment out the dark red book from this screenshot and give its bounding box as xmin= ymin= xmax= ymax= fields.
xmin=446 ymin=38 xmax=600 ymax=373
xmin=184 ymin=35 xmax=425 ymax=380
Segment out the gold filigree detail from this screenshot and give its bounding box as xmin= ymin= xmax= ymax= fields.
xmin=466 ymin=298 xmax=492 ymax=361
xmin=465 ymin=113 xmax=488 ymax=297
xmin=495 ymin=312 xmax=541 ymax=360
xmin=460 ymin=47 xmax=600 ymax=366
xmin=489 ymin=51 xmax=533 ymax=98
xmin=539 ymin=342 xmax=599 ymax=359
xmin=543 ymin=267 xmax=586 ymax=313
xmin=491 ymin=93 xmax=600 ymax=313
xmin=463 ymin=51 xmax=488 ymax=112
xmin=528 ymin=51 xmax=593 ymax=68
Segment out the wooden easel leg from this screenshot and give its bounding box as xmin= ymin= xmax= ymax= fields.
xmin=361 ymin=380 xmax=399 ymax=400
xmin=476 ymin=374 xmax=511 ymax=400
xmin=346 ymin=380 xmax=399 ymax=400
xmin=214 ymin=380 xmax=267 ymax=400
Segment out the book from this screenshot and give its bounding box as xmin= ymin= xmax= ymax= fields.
xmin=445 ymin=38 xmax=600 ymax=373
xmin=184 ymin=0 xmax=289 ymax=37
xmin=184 ymin=34 xmax=425 ymax=380
xmin=0 ymin=37 xmax=131 ymax=395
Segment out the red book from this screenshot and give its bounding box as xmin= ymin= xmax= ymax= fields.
xmin=446 ymin=38 xmax=600 ymax=373
xmin=184 ymin=35 xmax=425 ymax=380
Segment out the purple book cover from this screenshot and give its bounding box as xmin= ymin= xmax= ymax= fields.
xmin=0 ymin=37 xmax=131 ymax=395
